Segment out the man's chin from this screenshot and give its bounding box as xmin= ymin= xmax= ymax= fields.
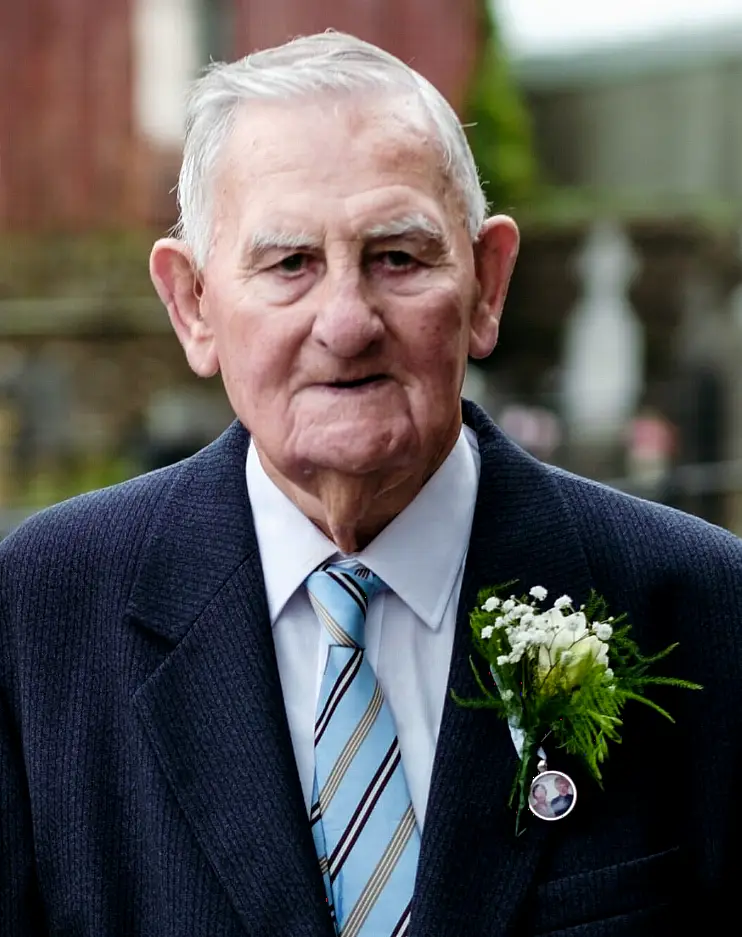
xmin=295 ymin=445 xmax=411 ymax=479
xmin=283 ymin=423 xmax=415 ymax=478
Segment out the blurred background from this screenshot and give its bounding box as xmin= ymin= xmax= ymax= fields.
xmin=2 ymin=0 xmax=742 ymax=537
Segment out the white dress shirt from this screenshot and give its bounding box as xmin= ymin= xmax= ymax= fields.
xmin=246 ymin=426 xmax=480 ymax=828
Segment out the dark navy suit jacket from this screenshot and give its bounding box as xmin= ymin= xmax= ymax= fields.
xmin=2 ymin=401 xmax=741 ymax=935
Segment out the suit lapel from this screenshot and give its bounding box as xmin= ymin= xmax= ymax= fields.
xmin=410 ymin=402 xmax=596 ymax=937
xmin=126 ymin=423 xmax=333 ymax=937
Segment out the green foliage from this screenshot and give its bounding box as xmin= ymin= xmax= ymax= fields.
xmin=454 ymin=582 xmax=701 ymax=831
xmin=464 ymin=1 xmax=538 ymax=210
xmin=17 ymin=456 xmax=139 ymax=510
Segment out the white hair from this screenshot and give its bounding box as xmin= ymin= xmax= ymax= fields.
xmin=175 ymin=31 xmax=488 ymax=269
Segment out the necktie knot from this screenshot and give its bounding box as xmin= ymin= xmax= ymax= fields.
xmin=305 ymin=560 xmax=385 ymax=648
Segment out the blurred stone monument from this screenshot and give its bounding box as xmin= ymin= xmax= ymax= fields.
xmin=562 ymin=220 xmax=644 ymax=475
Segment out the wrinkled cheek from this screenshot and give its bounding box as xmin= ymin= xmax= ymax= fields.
xmin=220 ymin=359 xmax=255 ymax=406
xmin=413 ymin=311 xmax=469 ymax=389
xmin=411 ymin=347 xmax=466 ymax=405
xmin=217 ymin=354 xmax=271 ymax=430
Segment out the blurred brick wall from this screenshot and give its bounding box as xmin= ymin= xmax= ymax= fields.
xmin=0 ymin=0 xmax=137 ymax=231
xmin=231 ymin=0 xmax=480 ymax=113
xmin=0 ymin=0 xmax=480 ymax=233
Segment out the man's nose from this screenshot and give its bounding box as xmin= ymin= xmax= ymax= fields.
xmin=311 ymin=269 xmax=384 ymax=358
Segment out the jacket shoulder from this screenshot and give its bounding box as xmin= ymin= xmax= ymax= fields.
xmin=0 ymin=464 xmax=180 ymax=586
xmin=549 ymin=465 xmax=742 ymax=589
xmin=0 ymin=421 xmax=249 ymax=581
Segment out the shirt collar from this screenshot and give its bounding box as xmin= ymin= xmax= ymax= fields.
xmin=246 ymin=426 xmax=481 ymax=630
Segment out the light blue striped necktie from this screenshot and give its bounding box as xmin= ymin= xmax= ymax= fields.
xmin=306 ymin=559 xmax=421 ymax=937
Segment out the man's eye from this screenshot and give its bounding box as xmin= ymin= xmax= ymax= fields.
xmin=377 ymin=251 xmax=418 ymax=270
xmin=274 ymin=253 xmax=310 ymax=275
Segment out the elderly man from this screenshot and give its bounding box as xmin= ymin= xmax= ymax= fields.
xmin=1 ymin=31 xmax=740 ymax=937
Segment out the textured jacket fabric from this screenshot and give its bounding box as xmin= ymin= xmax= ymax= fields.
xmin=1 ymin=400 xmax=741 ymax=936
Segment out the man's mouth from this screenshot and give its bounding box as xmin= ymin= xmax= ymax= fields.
xmin=329 ymin=374 xmax=386 ymax=389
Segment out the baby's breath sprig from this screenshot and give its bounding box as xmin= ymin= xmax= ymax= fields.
xmin=453 ymin=583 xmax=701 ymax=831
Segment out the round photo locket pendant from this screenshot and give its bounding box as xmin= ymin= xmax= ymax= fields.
xmin=528 ymin=769 xmax=577 ymax=821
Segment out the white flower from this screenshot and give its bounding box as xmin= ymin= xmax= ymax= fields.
xmin=496 ymin=655 xmax=510 ymax=667
xmin=481 ymin=625 xmax=494 ymax=640
xmin=537 ymin=616 xmax=610 ymax=689
xmin=533 ymin=607 xmax=568 ymax=634
xmin=482 ymin=596 xmax=500 ymax=613
xmin=554 ymin=595 xmax=572 ymax=610
xmin=528 ymin=611 xmax=548 ymax=633
xmin=501 ymin=689 xmax=514 ymax=702
xmin=529 ymin=586 xmax=548 ymax=602
xmin=604 ymin=668 xmax=615 ymax=682
xmin=561 ymin=610 xmax=588 ymax=634
xmin=509 ymin=630 xmax=531 ymax=649
xmin=593 ymin=622 xmax=613 ymax=641
xmin=502 ymin=599 xmax=516 ymax=613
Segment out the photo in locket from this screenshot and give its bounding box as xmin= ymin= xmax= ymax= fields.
xmin=528 ymin=770 xmax=576 ymax=821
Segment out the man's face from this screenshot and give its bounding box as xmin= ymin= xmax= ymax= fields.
xmin=556 ymin=779 xmax=570 ymax=796
xmin=188 ymin=93 xmax=513 ymax=484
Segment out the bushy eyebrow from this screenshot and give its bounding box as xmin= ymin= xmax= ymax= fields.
xmin=247 ymin=230 xmax=323 ymax=261
xmin=362 ymin=213 xmax=448 ymax=247
xmin=245 ymin=212 xmax=448 ymax=264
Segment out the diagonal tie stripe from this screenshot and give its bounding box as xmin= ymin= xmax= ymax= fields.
xmin=311 ymin=775 xmax=337 ymax=926
xmin=309 ymin=593 xmax=355 ymax=647
xmin=325 ymin=568 xmax=369 ymax=617
xmin=389 ymin=903 xmax=412 ymax=937
xmin=341 ymin=804 xmax=417 ymax=937
xmin=328 ymin=738 xmax=401 ymax=881
xmin=318 ymin=681 xmax=383 ymax=812
xmin=306 ymin=560 xmax=420 ymax=936
xmin=315 ymin=649 xmax=363 ymax=744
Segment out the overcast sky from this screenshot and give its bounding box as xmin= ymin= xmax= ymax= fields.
xmin=497 ymin=0 xmax=742 ymax=54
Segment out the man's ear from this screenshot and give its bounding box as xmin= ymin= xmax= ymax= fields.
xmin=469 ymin=215 xmax=520 ymax=360
xmin=149 ymin=238 xmax=219 ymax=377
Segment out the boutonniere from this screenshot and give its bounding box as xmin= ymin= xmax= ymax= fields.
xmin=453 ymin=583 xmax=701 ymax=833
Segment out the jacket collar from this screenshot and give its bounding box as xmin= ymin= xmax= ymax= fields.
xmin=125 ymin=420 xmax=257 ymax=643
